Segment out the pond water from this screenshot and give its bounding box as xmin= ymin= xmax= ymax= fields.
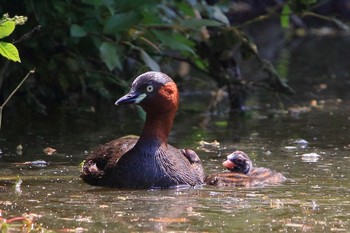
xmin=1 ymin=31 xmax=350 ymax=232
xmin=1 ymin=92 xmax=349 ymax=232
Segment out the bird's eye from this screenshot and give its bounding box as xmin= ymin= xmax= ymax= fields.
xmin=236 ymin=159 xmax=243 ymax=163
xmin=146 ymin=85 xmax=154 ymax=93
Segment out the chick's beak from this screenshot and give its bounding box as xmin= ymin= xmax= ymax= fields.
xmin=222 ymin=160 xmax=236 ymax=170
xmin=115 ymin=91 xmax=147 ymax=105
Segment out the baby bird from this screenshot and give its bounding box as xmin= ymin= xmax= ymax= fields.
xmin=206 ymin=151 xmax=286 ymax=187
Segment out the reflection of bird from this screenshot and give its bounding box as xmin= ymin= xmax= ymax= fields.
xmin=80 ymin=72 xmax=205 ymax=189
xmin=206 ymin=151 xmax=286 ymax=187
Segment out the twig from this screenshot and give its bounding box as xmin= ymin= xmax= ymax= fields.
xmin=0 ymin=68 xmax=35 ymax=131
xmin=301 ymin=11 xmax=350 ymax=31
xmin=13 ymin=25 xmax=41 ymax=44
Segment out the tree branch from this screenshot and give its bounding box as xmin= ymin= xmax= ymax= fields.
xmin=0 ymin=68 xmax=35 ymax=131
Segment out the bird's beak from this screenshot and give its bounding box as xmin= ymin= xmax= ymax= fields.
xmin=222 ymin=160 xmax=236 ymax=169
xmin=115 ymin=91 xmax=147 ymax=105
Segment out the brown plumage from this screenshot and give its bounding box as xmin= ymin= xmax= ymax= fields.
xmin=80 ymin=72 xmax=205 ymax=189
xmin=205 ymin=151 xmax=286 ymax=187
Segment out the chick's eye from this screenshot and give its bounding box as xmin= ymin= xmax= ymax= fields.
xmin=236 ymin=159 xmax=243 ymax=164
xmin=146 ymin=85 xmax=154 ymax=93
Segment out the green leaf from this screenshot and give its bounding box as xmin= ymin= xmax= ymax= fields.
xmin=0 ymin=21 xmax=15 ymax=39
xmin=70 ymin=24 xmax=87 ymax=37
xmin=193 ymin=58 xmax=207 ymax=71
xmin=53 ymin=1 xmax=67 ymax=13
xmin=116 ymin=0 xmax=157 ymax=10
xmin=0 ymin=41 xmax=21 ymax=62
xmin=210 ymin=6 xmax=230 ymax=25
xmin=180 ymin=18 xmax=222 ymax=29
xmin=152 ymin=30 xmax=195 ymax=54
xmin=99 ymin=42 xmax=122 ymax=71
xmin=103 ymin=12 xmax=139 ymax=34
xmin=82 ymin=0 xmax=105 ymax=6
xmin=141 ymin=10 xmax=162 ymax=25
xmin=177 ymin=1 xmax=196 ymax=17
xmin=281 ymin=4 xmax=291 ymax=29
xmin=140 ymin=49 xmax=160 ymax=71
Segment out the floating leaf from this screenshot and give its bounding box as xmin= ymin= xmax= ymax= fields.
xmin=0 ymin=21 xmax=15 ymax=39
xmin=99 ymin=42 xmax=122 ymax=71
xmin=70 ymin=24 xmax=87 ymax=37
xmin=0 ymin=41 xmax=21 ymax=62
xmin=140 ymin=49 xmax=160 ymax=71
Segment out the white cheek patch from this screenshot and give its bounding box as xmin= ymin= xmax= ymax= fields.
xmin=135 ymin=93 xmax=147 ymax=104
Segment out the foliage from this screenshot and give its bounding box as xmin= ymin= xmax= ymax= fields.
xmin=0 ymin=1 xmax=230 ymax=109
xmin=1 ymin=0 xmax=339 ymax=112
xmin=0 ymin=14 xmax=26 ymax=62
xmin=281 ymin=0 xmax=317 ymax=28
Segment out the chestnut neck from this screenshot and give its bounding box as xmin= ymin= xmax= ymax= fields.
xmin=135 ymin=81 xmax=179 ymax=147
xmin=138 ymin=107 xmax=177 ymax=146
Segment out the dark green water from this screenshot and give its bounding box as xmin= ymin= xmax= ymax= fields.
xmin=1 ymin=95 xmax=349 ymax=232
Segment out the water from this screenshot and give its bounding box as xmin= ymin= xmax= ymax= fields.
xmin=1 ymin=95 xmax=349 ymax=232
xmin=1 ymin=32 xmax=350 ymax=232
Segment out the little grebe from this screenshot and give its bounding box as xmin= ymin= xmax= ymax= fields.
xmin=80 ymin=72 xmax=205 ymax=189
xmin=205 ymin=151 xmax=286 ymax=187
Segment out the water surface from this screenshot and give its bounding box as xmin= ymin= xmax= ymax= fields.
xmin=1 ymin=96 xmax=349 ymax=232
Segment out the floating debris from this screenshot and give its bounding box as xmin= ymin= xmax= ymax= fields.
xmin=284 ymin=146 xmax=297 ymax=151
xmin=288 ymin=106 xmax=310 ymax=118
xmin=149 ymin=217 xmax=188 ymax=223
xmin=270 ymin=199 xmax=284 ymax=208
xmin=198 ymin=140 xmax=220 ymax=152
xmin=23 ymin=213 xmax=42 ymax=222
xmin=301 ymin=153 xmax=321 ymax=162
xmin=199 ymin=140 xmax=220 ymax=148
xmin=293 ymin=139 xmax=309 ymax=147
xmin=284 ymin=139 xmax=309 ymax=151
xmin=43 ymin=147 xmax=57 ymax=155
xmin=15 ymin=160 xmax=49 ymax=167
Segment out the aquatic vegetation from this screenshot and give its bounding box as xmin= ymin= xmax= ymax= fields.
xmin=0 ymin=212 xmax=43 ymax=233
